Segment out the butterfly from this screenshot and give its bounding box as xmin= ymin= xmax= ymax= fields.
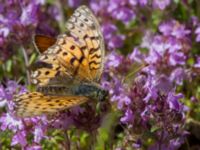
xmin=14 ymin=5 xmax=108 ymax=117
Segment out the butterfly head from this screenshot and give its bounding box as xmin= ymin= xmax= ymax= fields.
xmin=97 ymin=88 xmax=109 ymax=101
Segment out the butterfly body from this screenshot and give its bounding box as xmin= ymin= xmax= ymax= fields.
xmin=37 ymin=83 xmax=108 ymax=102
xmin=14 ymin=5 xmax=107 ymax=117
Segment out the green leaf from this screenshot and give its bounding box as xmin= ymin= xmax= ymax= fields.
xmin=173 ymin=0 xmax=180 ymax=4
xmin=29 ymin=53 xmax=37 ymax=65
xmin=6 ymin=60 xmax=12 ymax=72
xmin=95 ymin=111 xmax=121 ymax=150
xmin=150 ymin=126 xmax=160 ymax=133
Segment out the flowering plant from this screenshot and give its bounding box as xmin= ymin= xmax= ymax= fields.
xmin=0 ymin=0 xmax=200 ymax=150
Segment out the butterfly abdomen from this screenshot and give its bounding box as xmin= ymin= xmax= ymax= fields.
xmin=72 ymin=84 xmax=108 ymax=101
xmin=37 ymin=86 xmax=71 ymax=96
xmin=36 ymin=84 xmax=108 ymax=101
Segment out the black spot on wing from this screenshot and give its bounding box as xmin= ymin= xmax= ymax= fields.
xmin=62 ymin=52 xmax=68 ymax=56
xmin=80 ymin=46 xmax=87 ymax=51
xmin=45 ymin=71 xmax=50 ymax=75
xmin=70 ymin=45 xmax=75 ymax=50
xmin=80 ymin=23 xmax=84 ymax=27
xmin=91 ymin=36 xmax=99 ymax=40
xmin=83 ymin=34 xmax=89 ymax=40
xmin=70 ymin=57 xmax=77 ymax=65
xmin=84 ymin=18 xmax=88 ymax=22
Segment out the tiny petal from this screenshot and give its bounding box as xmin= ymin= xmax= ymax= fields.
xmin=11 ymin=131 xmax=27 ymax=147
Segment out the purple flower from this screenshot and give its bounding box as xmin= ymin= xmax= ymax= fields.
xmin=0 ymin=81 xmax=49 ymax=148
xmin=107 ymin=0 xmax=136 ymax=23
xmin=0 ymin=0 xmax=60 ymax=60
xmin=132 ymin=139 xmax=142 ymax=148
xmin=170 ymin=68 xmax=186 ymax=85
xmin=106 ymin=52 xmax=123 ymax=68
xmin=0 ymin=81 xmax=27 ymax=111
xmin=129 ymin=0 xmax=138 ymax=6
xmin=108 ymin=34 xmax=125 ymax=49
xmin=142 ymin=20 xmax=191 ymax=68
xmin=90 ymin=0 xmax=108 ymax=15
xmin=102 ymin=23 xmax=125 ymax=49
xmin=110 ymin=7 xmax=135 ymax=24
xmin=120 ymin=108 xmax=134 ymax=123
xmin=102 ymin=23 xmax=117 ymax=40
xmin=139 ymin=0 xmax=148 ymax=6
xmin=194 ymin=57 xmax=200 ymax=68
xmin=148 ymin=138 xmax=184 ymax=150
xmin=11 ymin=131 xmax=27 ymax=147
xmin=112 ymin=94 xmax=131 ymax=109
xmin=154 ymin=75 xmax=173 ymax=94
xmin=195 ymin=26 xmax=200 ymax=42
xmin=167 ymin=92 xmax=184 ymax=111
xmin=169 ymin=51 xmax=186 ymax=66
xmin=0 ymin=26 xmax=9 ymax=37
xmin=20 ymin=2 xmax=39 ymax=26
xmin=91 ymin=0 xmax=137 ymax=25
xmin=159 ymin=20 xmax=190 ymax=38
xmin=26 ymin=145 xmax=42 ymax=150
xmin=67 ymin=0 xmax=82 ymax=8
xmin=33 ymin=125 xmax=46 ymax=143
xmin=153 ymin=0 xmax=171 ymax=10
xmin=0 ymin=113 xmax=24 ymax=131
xmin=128 ymin=47 xmax=146 ymax=63
xmin=0 ymin=85 xmax=6 ymax=101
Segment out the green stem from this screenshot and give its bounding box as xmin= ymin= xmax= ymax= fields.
xmin=55 ymin=0 xmax=66 ymax=32
xmin=21 ymin=46 xmax=31 ymax=85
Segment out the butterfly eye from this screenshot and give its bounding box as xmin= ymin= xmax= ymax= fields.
xmin=103 ymin=90 xmax=109 ymax=100
xmin=97 ymin=89 xmax=109 ymax=101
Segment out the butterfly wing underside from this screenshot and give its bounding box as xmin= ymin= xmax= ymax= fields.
xmin=14 ymin=5 xmax=105 ymax=117
xmin=31 ymin=5 xmax=105 ymax=86
xmin=65 ymin=5 xmax=105 ymax=81
xmin=14 ymin=92 xmax=88 ymax=117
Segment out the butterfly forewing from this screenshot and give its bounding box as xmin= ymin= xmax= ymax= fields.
xmin=32 ymin=5 xmax=104 ymax=86
xmin=66 ymin=5 xmax=105 ymax=81
xmin=31 ymin=6 xmax=105 ymax=85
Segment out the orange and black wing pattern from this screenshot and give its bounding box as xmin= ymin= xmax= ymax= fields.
xmin=14 ymin=92 xmax=88 ymax=117
xmin=31 ymin=5 xmax=105 ymax=86
xmin=14 ymin=5 xmax=105 ymax=117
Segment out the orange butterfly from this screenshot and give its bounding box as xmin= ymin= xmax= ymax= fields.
xmin=14 ymin=5 xmax=108 ymax=117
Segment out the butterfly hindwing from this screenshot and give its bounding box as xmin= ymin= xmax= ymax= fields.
xmin=31 ymin=54 xmax=70 ymax=86
xmin=14 ymin=92 xmax=89 ymax=117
